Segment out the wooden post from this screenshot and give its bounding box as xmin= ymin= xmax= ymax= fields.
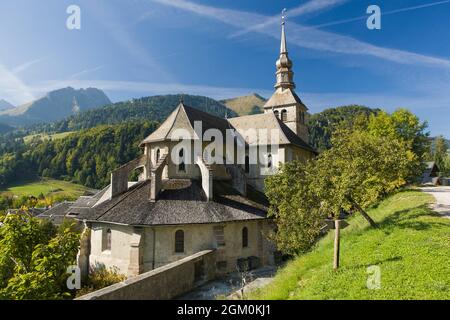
xmin=333 ymin=219 xmax=341 ymax=270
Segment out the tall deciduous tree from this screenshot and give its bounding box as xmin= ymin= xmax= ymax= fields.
xmin=368 ymin=108 xmax=429 ymax=179
xmin=311 ymin=129 xmax=416 ymax=227
xmin=266 ymin=120 xmax=420 ymax=254
xmin=265 ymin=161 xmax=325 ymax=255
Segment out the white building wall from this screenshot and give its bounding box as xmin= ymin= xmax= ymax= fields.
xmin=88 ymin=220 xmax=274 ymax=277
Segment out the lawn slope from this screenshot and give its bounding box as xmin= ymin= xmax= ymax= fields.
xmin=0 ymin=178 xmax=91 ymax=200
xmin=251 ymin=190 xmax=450 ymax=300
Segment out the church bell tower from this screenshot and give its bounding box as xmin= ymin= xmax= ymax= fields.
xmin=263 ymin=9 xmax=309 ymax=143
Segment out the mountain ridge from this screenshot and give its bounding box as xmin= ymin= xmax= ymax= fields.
xmin=28 ymin=93 xmax=237 ymax=133
xmin=221 ymin=93 xmax=266 ymax=116
xmin=0 ymin=87 xmax=111 ymax=126
xmin=0 ymin=99 xmax=14 ymax=112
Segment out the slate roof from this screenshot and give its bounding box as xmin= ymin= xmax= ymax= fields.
xmin=75 ymin=179 xmax=268 ymax=226
xmin=263 ymin=87 xmax=308 ymax=110
xmin=140 ymin=103 xmax=231 ymax=145
xmin=7 ymin=208 xmax=46 ymax=217
xmin=228 ymin=112 xmax=316 ymax=152
xmin=37 ymin=202 xmax=74 ymax=225
xmin=140 ymin=101 xmax=316 ymax=153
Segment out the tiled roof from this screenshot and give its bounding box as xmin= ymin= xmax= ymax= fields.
xmin=75 ymin=179 xmax=268 ymax=226
xmin=228 ymin=112 xmax=316 ymax=152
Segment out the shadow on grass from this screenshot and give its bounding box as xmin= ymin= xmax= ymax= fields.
xmin=378 ymin=204 xmax=449 ymax=233
xmin=350 ymin=256 xmax=403 ymax=269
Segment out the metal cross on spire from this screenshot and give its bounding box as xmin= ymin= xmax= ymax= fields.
xmin=281 ymin=8 xmax=287 ymax=25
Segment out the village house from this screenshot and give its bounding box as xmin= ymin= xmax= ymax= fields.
xmin=58 ymin=19 xmax=317 ymax=278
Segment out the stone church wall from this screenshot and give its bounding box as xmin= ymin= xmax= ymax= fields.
xmin=88 ymin=220 xmax=274 ymax=277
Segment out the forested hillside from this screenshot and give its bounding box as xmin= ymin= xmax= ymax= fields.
xmin=0 ymin=94 xmax=236 ymax=190
xmin=307 ymin=105 xmax=381 ymax=152
xmin=0 ymin=102 xmax=384 ymax=189
xmin=30 ymin=94 xmax=236 ymax=133
xmin=0 ymin=120 xmax=158 ymax=189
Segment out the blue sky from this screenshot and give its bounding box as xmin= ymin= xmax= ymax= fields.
xmin=0 ymin=0 xmax=449 ymax=137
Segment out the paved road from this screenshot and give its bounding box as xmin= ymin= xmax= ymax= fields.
xmin=421 ymin=186 xmax=450 ymax=219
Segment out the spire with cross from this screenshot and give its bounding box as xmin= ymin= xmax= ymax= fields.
xmin=275 ymin=8 xmax=295 ymax=90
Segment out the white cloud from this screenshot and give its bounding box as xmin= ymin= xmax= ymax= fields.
xmin=70 ymin=66 xmax=104 ymax=79
xmin=230 ymin=0 xmax=349 ymax=38
xmin=306 ymin=0 xmax=450 ymax=30
xmin=0 ymin=64 xmax=35 ymax=105
xmin=86 ymin=1 xmax=175 ymax=83
xmin=12 ymin=58 xmax=43 ymax=75
xmin=151 ymin=0 xmax=450 ymax=69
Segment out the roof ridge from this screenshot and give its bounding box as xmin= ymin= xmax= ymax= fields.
xmin=95 ymin=180 xmax=151 ymax=221
xmin=270 ymin=112 xmax=291 ymax=144
xmin=182 ymin=103 xmax=229 ymax=123
xmin=164 ymin=104 xmax=183 ymax=140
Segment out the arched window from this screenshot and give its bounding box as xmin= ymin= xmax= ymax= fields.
xmin=242 ymin=227 xmax=248 ymax=248
xmin=175 ymin=230 xmax=184 ymax=253
xmin=156 ymin=149 xmax=160 ymax=162
xmin=274 ymin=110 xmax=279 ymax=119
xmin=281 ymin=109 xmax=287 ymax=122
xmin=245 ymin=155 xmax=250 ymax=174
xmin=178 ymin=148 xmax=185 ymax=172
xmin=103 ymin=229 xmax=112 ymax=251
xmin=267 ymin=154 xmax=272 ymax=168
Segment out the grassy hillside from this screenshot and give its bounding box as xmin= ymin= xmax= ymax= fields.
xmin=0 ymin=177 xmax=91 ymax=199
xmin=23 ymin=131 xmax=75 ymax=144
xmin=221 ymin=93 xmax=266 ymax=116
xmin=250 ymin=190 xmax=450 ymax=300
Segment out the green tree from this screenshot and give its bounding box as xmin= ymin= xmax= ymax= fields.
xmin=0 ymin=211 xmax=80 ymax=299
xmin=307 ymin=105 xmax=380 ymax=151
xmin=266 ymin=127 xmax=418 ymax=254
xmin=434 ymin=136 xmax=448 ymax=174
xmin=311 ymin=129 xmax=416 ymax=227
xmin=368 ymin=108 xmax=429 ymax=179
xmin=265 ymin=161 xmax=325 ymax=255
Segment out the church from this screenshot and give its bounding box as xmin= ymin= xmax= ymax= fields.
xmin=71 ymin=19 xmax=317 ymax=277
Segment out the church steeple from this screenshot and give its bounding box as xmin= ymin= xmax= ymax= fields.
xmin=263 ymin=9 xmax=309 ymax=143
xmin=275 ymin=9 xmax=295 ymax=90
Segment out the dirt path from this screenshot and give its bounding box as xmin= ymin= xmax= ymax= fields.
xmin=421 ymin=186 xmax=450 ymax=219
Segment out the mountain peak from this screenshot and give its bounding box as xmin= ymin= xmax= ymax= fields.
xmin=0 ymin=87 xmax=111 ymax=126
xmin=0 ymin=99 xmax=14 ymax=112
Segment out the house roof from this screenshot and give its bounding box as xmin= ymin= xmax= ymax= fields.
xmin=263 ymin=87 xmax=307 ymax=110
xmin=140 ymin=102 xmax=316 ymax=153
xmin=74 ymin=179 xmax=268 ymax=226
xmin=426 ymin=161 xmax=438 ymax=170
xmin=140 ymin=103 xmax=231 ymax=145
xmin=228 ymin=112 xmax=316 ymax=152
xmin=37 ymin=202 xmax=74 ymax=225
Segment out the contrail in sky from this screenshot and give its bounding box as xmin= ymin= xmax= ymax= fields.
xmin=308 ymin=0 xmax=450 ymax=29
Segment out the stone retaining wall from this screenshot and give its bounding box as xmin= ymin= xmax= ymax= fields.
xmin=76 ymin=250 xmax=216 ymax=300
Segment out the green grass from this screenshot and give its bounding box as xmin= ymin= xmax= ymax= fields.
xmin=0 ymin=177 xmax=90 ymax=199
xmin=250 ymin=190 xmax=450 ymax=300
xmin=23 ymin=131 xmax=75 ymax=144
